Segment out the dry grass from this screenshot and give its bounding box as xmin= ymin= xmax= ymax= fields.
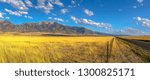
xmin=123 ymin=36 xmax=150 ymax=41
xmin=112 ymin=37 xmax=150 ymax=63
xmin=0 ymin=35 xmax=113 ymax=63
xmin=1 ymin=34 xmax=149 ymax=63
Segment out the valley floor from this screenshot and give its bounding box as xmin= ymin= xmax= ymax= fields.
xmin=0 ymin=34 xmax=149 ymax=63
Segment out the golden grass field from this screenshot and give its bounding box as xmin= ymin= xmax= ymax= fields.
xmin=0 ymin=33 xmax=150 ymax=63
xmin=123 ymin=36 xmax=150 ymax=41
xmin=0 ymin=34 xmax=113 ymax=63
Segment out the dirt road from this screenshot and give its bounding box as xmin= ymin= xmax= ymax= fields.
xmin=117 ymin=37 xmax=150 ymax=52
xmin=111 ymin=37 xmax=150 ymax=62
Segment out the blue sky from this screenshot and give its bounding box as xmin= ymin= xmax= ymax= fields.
xmin=0 ymin=0 xmax=150 ymax=35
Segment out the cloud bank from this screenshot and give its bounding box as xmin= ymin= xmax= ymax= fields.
xmin=114 ymin=27 xmax=144 ymax=35
xmin=71 ymin=16 xmax=111 ymax=29
xmin=134 ymin=17 xmax=150 ymax=28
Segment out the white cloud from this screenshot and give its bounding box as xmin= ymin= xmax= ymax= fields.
xmin=0 ymin=12 xmax=10 ymax=19
xmin=25 ymin=0 xmax=33 ymax=7
xmin=84 ymin=9 xmax=94 ymax=16
xmin=60 ymin=9 xmax=68 ymax=14
xmin=45 ymin=2 xmax=53 ymax=13
xmin=35 ymin=0 xmax=53 ymax=14
xmin=69 ymin=0 xmax=80 ymax=8
xmin=137 ymin=0 xmax=144 ymax=3
xmin=5 ymin=9 xmax=21 ymax=16
xmin=114 ymin=27 xmax=144 ymax=35
xmin=71 ymin=0 xmax=75 ymax=4
xmin=35 ymin=0 xmax=64 ymax=13
xmin=24 ymin=15 xmax=33 ymax=19
xmin=0 ymin=0 xmax=64 ymax=14
xmin=0 ymin=12 xmax=4 ymax=18
xmin=134 ymin=17 xmax=150 ymax=28
xmin=49 ymin=17 xmax=65 ymax=22
xmin=0 ymin=0 xmax=28 ymax=11
xmin=18 ymin=11 xmax=28 ymax=15
xmin=48 ymin=17 xmax=52 ymax=19
xmin=133 ymin=0 xmax=144 ymax=9
xmin=51 ymin=0 xmax=64 ymax=7
xmin=71 ymin=16 xmax=112 ymax=29
xmin=133 ymin=6 xmax=137 ymax=9
xmin=54 ymin=17 xmax=64 ymax=22
xmin=5 ymin=8 xmax=28 ymax=16
xmin=5 ymin=17 xmax=10 ymax=19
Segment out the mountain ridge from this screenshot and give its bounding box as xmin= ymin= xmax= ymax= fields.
xmin=0 ymin=20 xmax=108 ymax=35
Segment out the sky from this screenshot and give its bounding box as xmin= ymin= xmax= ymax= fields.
xmin=0 ymin=0 xmax=150 ymax=35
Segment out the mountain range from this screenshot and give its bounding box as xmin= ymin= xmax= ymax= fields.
xmin=0 ymin=20 xmax=108 ymax=35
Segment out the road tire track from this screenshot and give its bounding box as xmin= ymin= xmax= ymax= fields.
xmin=116 ymin=37 xmax=150 ymax=62
xmin=115 ymin=38 xmax=132 ymax=62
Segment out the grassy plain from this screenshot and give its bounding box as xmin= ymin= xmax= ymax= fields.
xmin=122 ymin=36 xmax=150 ymax=41
xmin=0 ymin=34 xmax=113 ymax=63
xmin=0 ymin=33 xmax=150 ymax=63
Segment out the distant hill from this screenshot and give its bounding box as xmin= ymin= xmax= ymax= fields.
xmin=0 ymin=20 xmax=109 ymax=35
